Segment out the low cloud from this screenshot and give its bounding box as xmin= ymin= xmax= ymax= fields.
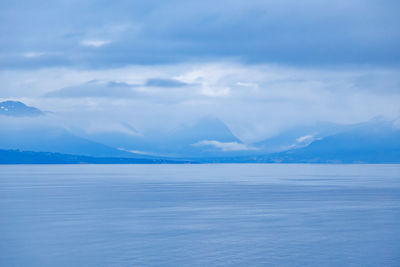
xmin=43 ymin=77 xmax=192 ymax=99
xmin=80 ymin=39 xmax=111 ymax=48
xmin=23 ymin=52 xmax=45 ymax=58
xmin=200 ymin=86 xmax=231 ymax=97
xmin=2 ymin=62 xmax=400 ymax=142
xmin=44 ymin=80 xmax=136 ymax=98
xmin=193 ymin=140 xmax=255 ymax=151
xmin=293 ymin=135 xmax=321 ymax=148
xmin=296 ymin=135 xmax=315 ymax=144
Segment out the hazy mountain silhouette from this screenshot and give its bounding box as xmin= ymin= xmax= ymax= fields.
xmin=1 ymin=101 xmax=399 ymax=163
xmin=0 ymin=101 xmax=43 ymax=117
xmin=0 ymin=125 xmax=147 ymax=158
xmin=85 ymin=116 xmax=245 ymax=157
xmin=253 ymin=118 xmax=400 ymax=163
xmin=255 ymin=121 xmax=354 ymax=153
xmin=0 ymin=149 xmax=188 ymax=164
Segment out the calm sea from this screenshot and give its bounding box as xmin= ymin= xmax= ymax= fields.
xmin=0 ymin=164 xmax=399 ymax=266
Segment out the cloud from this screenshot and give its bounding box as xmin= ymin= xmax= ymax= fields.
xmin=44 ymin=80 xmax=136 ymax=98
xmin=1 ymin=62 xmax=400 ymax=142
xmin=296 ymin=135 xmax=315 ymax=144
xmin=23 ymin=52 xmax=45 ymax=58
xmin=200 ymin=86 xmax=231 ymax=97
xmin=236 ymin=82 xmax=259 ymax=89
xmin=193 ymin=140 xmax=255 ymax=151
xmin=43 ymin=77 xmax=193 ymax=99
xmin=0 ymin=0 xmax=399 ymax=68
xmin=145 ymin=78 xmax=188 ymax=88
xmin=80 ymin=39 xmax=111 ymax=48
xmin=294 ymin=135 xmax=321 ymax=147
xmin=394 ymin=117 xmax=400 ymax=129
xmin=0 ymin=0 xmax=399 ymax=147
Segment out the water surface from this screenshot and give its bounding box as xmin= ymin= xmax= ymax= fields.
xmin=0 ymin=164 xmax=399 ymax=266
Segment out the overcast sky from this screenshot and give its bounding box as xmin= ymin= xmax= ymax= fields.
xmin=1 ymin=0 xmax=399 ymax=141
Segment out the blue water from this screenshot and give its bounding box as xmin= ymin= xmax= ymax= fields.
xmin=0 ymin=164 xmax=399 ymax=266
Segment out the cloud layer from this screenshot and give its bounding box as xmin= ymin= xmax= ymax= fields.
xmin=1 ymin=62 xmax=399 ymax=142
xmin=0 ymin=0 xmax=399 ymax=68
xmin=0 ymin=1 xmax=399 ymax=143
xmin=193 ymin=140 xmax=255 ymax=151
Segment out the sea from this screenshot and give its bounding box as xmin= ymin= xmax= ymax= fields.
xmin=0 ymin=164 xmax=399 ymax=266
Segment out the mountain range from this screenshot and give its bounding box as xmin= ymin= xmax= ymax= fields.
xmin=84 ymin=116 xmax=245 ymax=158
xmin=0 ymin=100 xmax=399 ymax=163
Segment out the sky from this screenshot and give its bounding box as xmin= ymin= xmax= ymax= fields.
xmin=1 ymin=0 xmax=400 ymax=142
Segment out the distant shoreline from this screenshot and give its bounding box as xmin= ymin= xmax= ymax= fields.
xmin=1 ymin=149 xmax=399 ymax=165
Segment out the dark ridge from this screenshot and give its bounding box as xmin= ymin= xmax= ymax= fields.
xmin=0 ymin=149 xmax=194 ymax=164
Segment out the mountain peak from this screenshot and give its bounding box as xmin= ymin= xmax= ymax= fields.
xmin=172 ymin=116 xmax=240 ymax=144
xmin=0 ymin=101 xmax=43 ymax=117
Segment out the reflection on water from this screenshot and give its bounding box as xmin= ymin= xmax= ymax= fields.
xmin=0 ymin=164 xmax=399 ymax=266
